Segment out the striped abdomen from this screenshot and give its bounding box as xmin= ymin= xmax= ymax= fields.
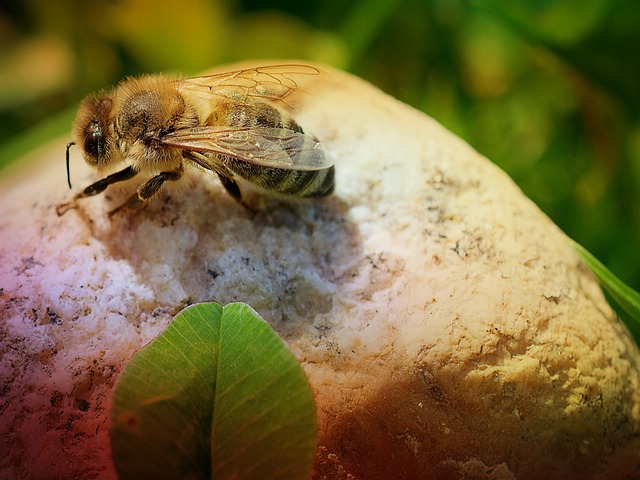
xmin=227 ymin=160 xmax=335 ymax=197
xmin=210 ymin=100 xmax=334 ymax=197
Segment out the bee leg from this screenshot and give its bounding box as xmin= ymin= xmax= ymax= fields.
xmin=56 ymin=166 xmax=138 ymax=216
xmin=217 ymin=173 xmax=241 ymax=200
xmin=216 ymin=173 xmax=256 ymax=214
xmin=108 ymin=166 xmax=184 ymax=217
xmin=182 ymin=151 xmax=254 ymax=212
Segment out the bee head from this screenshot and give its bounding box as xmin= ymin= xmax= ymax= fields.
xmin=72 ymin=93 xmax=116 ymax=170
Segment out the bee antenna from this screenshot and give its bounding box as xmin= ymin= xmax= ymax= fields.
xmin=65 ymin=142 xmax=75 ymax=189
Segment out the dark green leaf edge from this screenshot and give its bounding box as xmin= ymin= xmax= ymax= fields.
xmin=570 ymin=239 xmax=640 ymax=337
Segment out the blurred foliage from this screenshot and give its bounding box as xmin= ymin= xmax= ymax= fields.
xmin=0 ymin=0 xmax=638 ymax=292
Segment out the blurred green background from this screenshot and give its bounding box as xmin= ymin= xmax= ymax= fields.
xmin=0 ymin=0 xmax=638 ymax=294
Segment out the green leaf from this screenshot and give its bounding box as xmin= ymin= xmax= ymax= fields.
xmin=110 ymin=302 xmax=317 ymax=480
xmin=110 ymin=302 xmax=222 ymax=479
xmin=211 ymin=303 xmax=317 ymax=479
xmin=571 ymin=240 xmax=640 ymax=338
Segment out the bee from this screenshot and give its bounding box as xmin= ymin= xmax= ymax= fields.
xmin=56 ymin=64 xmax=334 ymax=216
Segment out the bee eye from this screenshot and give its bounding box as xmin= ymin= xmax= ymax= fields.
xmin=84 ymin=121 xmax=103 ymax=158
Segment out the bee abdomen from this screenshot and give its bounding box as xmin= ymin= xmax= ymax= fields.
xmin=228 ymin=161 xmax=334 ymax=198
xmin=213 ymin=100 xmax=335 ymax=197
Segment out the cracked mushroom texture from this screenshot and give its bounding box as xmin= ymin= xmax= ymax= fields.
xmin=1 ymin=63 xmax=639 ymax=480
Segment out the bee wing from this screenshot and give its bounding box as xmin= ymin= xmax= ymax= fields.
xmin=162 ymin=126 xmax=333 ymax=171
xmin=178 ymin=64 xmax=323 ymax=111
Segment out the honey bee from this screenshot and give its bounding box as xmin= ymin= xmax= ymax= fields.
xmin=56 ymin=64 xmax=334 ymax=216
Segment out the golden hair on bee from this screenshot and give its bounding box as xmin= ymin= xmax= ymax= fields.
xmin=57 ymin=64 xmax=334 ymax=217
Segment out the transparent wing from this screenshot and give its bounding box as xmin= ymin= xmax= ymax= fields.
xmin=177 ymin=64 xmax=323 ymax=111
xmin=162 ymin=126 xmax=333 ymax=171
